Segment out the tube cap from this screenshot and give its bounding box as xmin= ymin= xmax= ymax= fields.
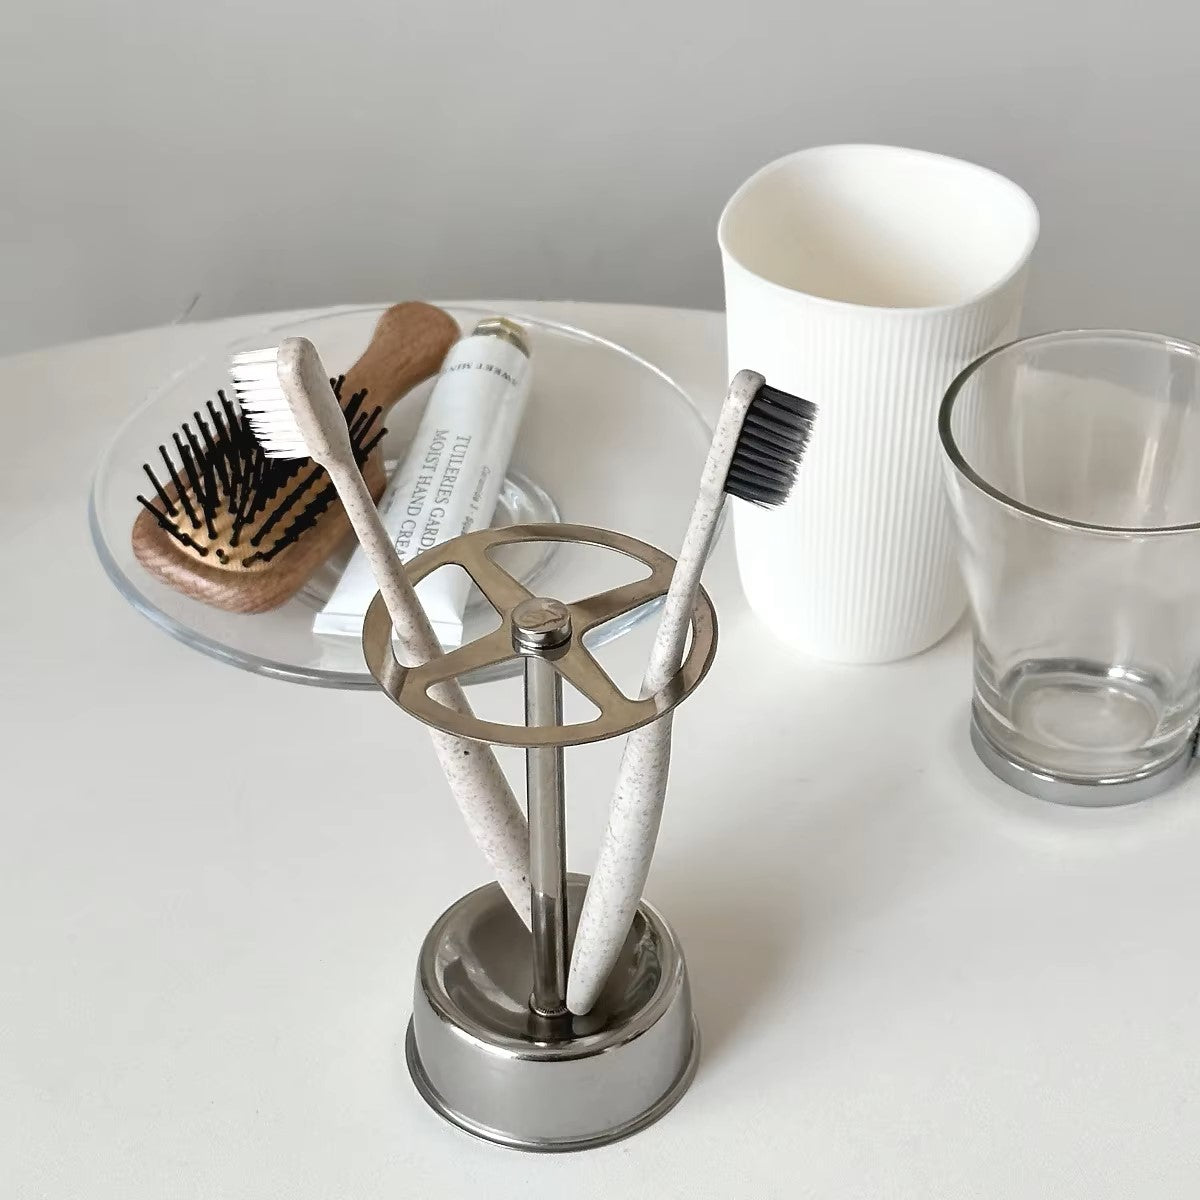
xmin=471 ymin=315 xmax=531 ymax=357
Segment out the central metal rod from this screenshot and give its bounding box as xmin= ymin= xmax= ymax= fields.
xmin=511 ymin=597 xmax=573 ymax=1020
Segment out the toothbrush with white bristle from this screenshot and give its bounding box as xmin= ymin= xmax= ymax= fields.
xmin=230 ymin=337 xmax=532 ymax=924
xmin=566 ymin=369 xmax=817 ymax=1015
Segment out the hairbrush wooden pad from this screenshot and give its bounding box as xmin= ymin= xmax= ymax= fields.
xmin=131 ymin=302 xmax=459 ymax=614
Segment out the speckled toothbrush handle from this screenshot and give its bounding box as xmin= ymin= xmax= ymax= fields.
xmin=328 ymin=460 xmax=531 ymax=924
xmin=567 ymin=488 xmax=724 ymax=1014
xmin=567 ymin=712 xmax=674 ymax=1014
xmin=422 ymin=696 xmax=531 ymax=923
xmin=567 ymin=371 xmax=762 ymax=1013
xmin=566 ymin=569 xmax=695 ymax=1014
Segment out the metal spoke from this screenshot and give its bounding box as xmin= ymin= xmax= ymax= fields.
xmin=568 ymin=567 xmax=673 ymax=633
xmin=464 ymin=551 xmax=536 ymax=614
xmin=553 ymin=644 xmax=631 ymax=718
xmin=407 ymin=627 xmax=516 ymax=691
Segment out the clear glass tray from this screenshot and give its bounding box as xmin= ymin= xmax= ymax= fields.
xmin=90 ymin=304 xmax=718 ymax=688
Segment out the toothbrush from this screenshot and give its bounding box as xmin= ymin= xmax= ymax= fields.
xmin=567 ymin=370 xmax=817 ymax=1014
xmin=231 ymin=337 xmax=531 ymax=923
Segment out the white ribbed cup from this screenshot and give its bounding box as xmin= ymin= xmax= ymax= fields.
xmin=719 ymin=145 xmax=1039 ymax=663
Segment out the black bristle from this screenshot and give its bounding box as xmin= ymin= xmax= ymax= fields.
xmin=260 ymin=481 xmax=341 ymax=562
xmin=241 ymin=452 xmax=273 ymax=525
xmin=228 ymin=464 xmax=254 ymax=547
xmin=742 ymin=405 xmax=811 ymax=447
xmin=758 ymin=384 xmax=816 ymax=417
xmin=206 ymin=398 xmax=227 ymax=436
xmin=168 ymin=436 xmax=203 ymax=529
xmin=218 ymin=392 xmax=252 ymax=532
xmin=182 ymin=422 xmax=219 ymax=539
xmin=138 ymin=381 xmax=388 ymax=570
xmin=195 ymin=409 xmax=229 ymax=495
xmin=728 ymin=440 xmax=794 ymax=476
xmin=737 ymin=427 xmax=801 ymax=460
xmin=136 ymin=495 xmax=209 ymax=556
xmin=218 ymin=391 xmax=239 ymax=433
xmin=248 ymin=464 xmax=326 ymax=548
xmin=142 ymin=464 xmax=176 ymax=515
xmin=158 ymin=444 xmax=192 ymax=523
xmin=343 ymin=389 xmax=365 ymax=427
xmin=723 ymin=383 xmax=818 ymax=507
xmin=348 ymin=408 xmax=371 ymax=440
xmin=357 ymin=423 xmax=386 ymax=464
xmin=177 ymin=429 xmax=217 ymax=539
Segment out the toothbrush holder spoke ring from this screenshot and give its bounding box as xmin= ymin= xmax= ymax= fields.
xmin=362 ymin=522 xmax=718 ymax=746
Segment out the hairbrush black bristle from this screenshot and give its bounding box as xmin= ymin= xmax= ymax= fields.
xmin=135 ymin=377 xmax=385 ymax=569
xmin=724 ymin=383 xmax=817 ymax=507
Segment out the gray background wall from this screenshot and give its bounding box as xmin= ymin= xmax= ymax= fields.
xmin=3 ymin=0 xmax=1197 ymax=355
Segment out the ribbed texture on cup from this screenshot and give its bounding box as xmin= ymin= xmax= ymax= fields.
xmin=724 ymin=261 xmax=1028 ymax=663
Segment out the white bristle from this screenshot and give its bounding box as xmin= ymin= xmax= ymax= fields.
xmin=229 ymin=345 xmax=309 ymax=460
xmin=231 ymin=347 xmax=281 ymax=365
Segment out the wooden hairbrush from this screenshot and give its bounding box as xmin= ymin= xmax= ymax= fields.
xmin=132 ymin=302 xmax=459 ymax=613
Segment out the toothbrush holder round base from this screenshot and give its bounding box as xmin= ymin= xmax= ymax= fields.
xmin=405 ymin=874 xmax=698 ymax=1152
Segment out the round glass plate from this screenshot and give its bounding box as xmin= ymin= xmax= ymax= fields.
xmin=90 ymin=304 xmax=719 ymax=688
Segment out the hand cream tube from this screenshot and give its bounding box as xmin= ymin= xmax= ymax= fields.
xmin=313 ymin=316 xmax=532 ymax=647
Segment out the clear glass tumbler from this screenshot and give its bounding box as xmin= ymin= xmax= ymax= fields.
xmin=939 ymin=330 xmax=1200 ymax=804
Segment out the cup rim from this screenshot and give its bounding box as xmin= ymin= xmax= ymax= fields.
xmin=939 ymin=328 xmax=1200 ymax=537
xmin=717 ymin=144 xmax=1040 ymax=316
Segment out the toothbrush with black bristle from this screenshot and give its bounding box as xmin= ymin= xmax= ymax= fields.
xmin=229 ymin=337 xmax=532 ymax=924
xmin=567 ymin=369 xmax=817 ymax=1015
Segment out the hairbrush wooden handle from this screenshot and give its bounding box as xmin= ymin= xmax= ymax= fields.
xmin=131 ymin=303 xmax=459 ymax=613
xmin=341 ymin=303 xmax=461 ymax=497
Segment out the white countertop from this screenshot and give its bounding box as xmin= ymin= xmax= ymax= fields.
xmin=4 ymin=301 xmax=1199 ymax=1197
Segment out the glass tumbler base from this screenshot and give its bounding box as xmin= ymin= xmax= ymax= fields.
xmin=970 ymin=704 xmax=1198 ymax=806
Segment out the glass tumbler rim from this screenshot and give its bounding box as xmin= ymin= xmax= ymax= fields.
xmin=938 ymin=327 xmax=1200 ymax=538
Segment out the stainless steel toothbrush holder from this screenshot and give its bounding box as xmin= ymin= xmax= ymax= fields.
xmin=363 ymin=523 xmax=718 ymax=1152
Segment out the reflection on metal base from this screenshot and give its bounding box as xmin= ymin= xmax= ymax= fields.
xmin=405 ymin=1019 xmax=701 ymax=1153
xmin=970 ymin=706 xmax=1196 ymax=807
xmin=405 ymin=876 xmax=699 ymax=1152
